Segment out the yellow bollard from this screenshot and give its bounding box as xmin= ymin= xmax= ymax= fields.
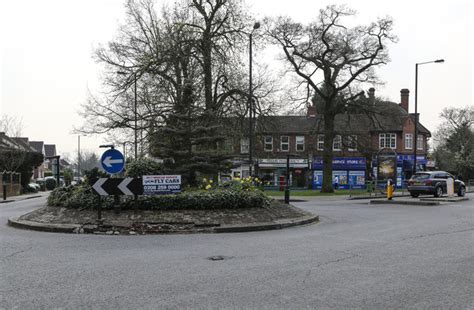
xmin=387 ymin=179 xmax=394 ymax=200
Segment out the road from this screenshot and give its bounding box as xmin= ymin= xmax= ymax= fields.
xmin=1 ymin=194 xmax=473 ymax=309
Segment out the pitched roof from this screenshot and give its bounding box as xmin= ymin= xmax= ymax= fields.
xmin=44 ymin=144 xmax=56 ymax=157
xmin=11 ymin=137 xmax=36 ymax=152
xmin=0 ymin=132 xmax=21 ymax=150
xmin=254 ymin=101 xmax=431 ymax=135
xmin=29 ymin=141 xmax=44 ymax=153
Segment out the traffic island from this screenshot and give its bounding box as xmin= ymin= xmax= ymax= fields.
xmin=369 ymin=199 xmax=441 ymax=206
xmin=7 ymin=199 xmax=319 ymax=235
xmin=419 ymin=197 xmax=470 ymax=203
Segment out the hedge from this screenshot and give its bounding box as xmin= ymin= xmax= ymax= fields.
xmin=47 ymin=185 xmax=270 ymax=210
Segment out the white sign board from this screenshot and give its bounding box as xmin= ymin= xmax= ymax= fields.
xmin=446 ymin=177 xmax=454 ymax=197
xmin=143 ymin=175 xmax=181 ymax=195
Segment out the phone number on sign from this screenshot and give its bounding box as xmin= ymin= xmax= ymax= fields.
xmin=144 ymin=185 xmax=181 ymax=191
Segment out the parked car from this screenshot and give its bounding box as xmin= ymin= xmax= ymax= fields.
xmin=407 ymin=171 xmax=466 ymax=198
xmin=28 ymin=182 xmax=41 ymax=190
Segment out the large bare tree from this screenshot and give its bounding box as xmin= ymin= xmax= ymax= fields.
xmin=267 ymin=5 xmax=396 ymax=192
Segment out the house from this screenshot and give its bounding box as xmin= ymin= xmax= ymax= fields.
xmin=44 ymin=144 xmax=57 ymax=170
xmin=230 ymin=88 xmax=431 ymax=189
xmin=29 ymin=141 xmax=46 ymax=179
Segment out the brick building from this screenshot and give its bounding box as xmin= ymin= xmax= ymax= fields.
xmin=228 ymin=88 xmax=431 ymax=189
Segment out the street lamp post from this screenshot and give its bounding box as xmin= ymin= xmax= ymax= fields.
xmin=78 ymin=135 xmax=80 ymax=179
xmin=248 ymin=22 xmax=260 ymax=177
xmin=413 ymin=59 xmax=444 ymax=175
xmin=117 ymin=71 xmax=138 ymax=160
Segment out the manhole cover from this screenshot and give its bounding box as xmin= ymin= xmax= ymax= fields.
xmin=207 ymin=255 xmax=226 ymax=261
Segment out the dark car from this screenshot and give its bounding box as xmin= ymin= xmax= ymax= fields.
xmin=407 ymin=171 xmax=466 ymax=198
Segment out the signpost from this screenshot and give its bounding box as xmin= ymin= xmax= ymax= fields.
xmin=90 ymin=175 xmax=182 ymax=196
xmin=100 ymin=149 xmax=125 ymax=174
xmin=91 ymin=178 xmax=143 ymax=196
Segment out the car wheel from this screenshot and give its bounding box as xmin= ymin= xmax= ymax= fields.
xmin=434 ymin=186 xmax=443 ymax=198
xmin=457 ymin=186 xmax=466 ymax=197
xmin=410 ymin=193 xmax=419 ymax=198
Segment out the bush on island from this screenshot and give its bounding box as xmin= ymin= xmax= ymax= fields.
xmin=47 ymin=184 xmax=270 ymax=210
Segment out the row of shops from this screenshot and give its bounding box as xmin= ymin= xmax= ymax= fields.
xmin=229 ymin=155 xmax=428 ymax=190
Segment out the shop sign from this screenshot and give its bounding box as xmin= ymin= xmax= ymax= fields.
xmin=258 ymin=158 xmax=308 ymax=168
xmin=312 ymin=157 xmax=366 ymax=170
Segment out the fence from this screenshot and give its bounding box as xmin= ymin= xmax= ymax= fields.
xmin=1 ymin=171 xmax=22 ymax=198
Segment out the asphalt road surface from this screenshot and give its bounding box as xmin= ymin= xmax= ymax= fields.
xmin=1 ymin=194 xmax=473 ymax=309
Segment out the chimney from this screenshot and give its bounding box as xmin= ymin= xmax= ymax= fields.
xmin=400 ymin=89 xmax=409 ymax=112
xmin=368 ymin=87 xmax=375 ymax=105
xmin=307 ymin=104 xmax=316 ymax=118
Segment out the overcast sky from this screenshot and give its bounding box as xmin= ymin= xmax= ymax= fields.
xmin=0 ymin=0 xmax=472 ymax=159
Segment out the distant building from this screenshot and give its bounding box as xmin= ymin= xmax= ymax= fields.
xmin=228 ymin=88 xmax=430 ymax=189
xmin=29 ymin=141 xmax=46 ymax=179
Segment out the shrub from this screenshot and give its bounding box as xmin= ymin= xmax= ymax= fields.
xmin=47 ymin=184 xmax=114 ymax=209
xmin=122 ymin=189 xmax=270 ymax=210
xmin=219 ymin=177 xmax=263 ymax=192
xmin=45 ymin=178 xmax=57 ymax=190
xmin=48 ymin=185 xmax=270 ymax=210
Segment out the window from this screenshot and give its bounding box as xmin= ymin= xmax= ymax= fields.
xmin=280 ymin=136 xmax=289 ymax=152
xmin=379 ymin=133 xmax=396 ymax=149
xmin=264 ymin=136 xmax=273 ymax=152
xmin=405 ymin=134 xmax=413 ymax=150
xmin=296 ymin=136 xmax=305 ymax=152
xmin=240 ymin=138 xmax=249 ymax=154
xmin=333 ymin=135 xmax=342 ymax=151
xmin=348 ymin=135 xmax=357 ymax=152
xmin=417 ymin=135 xmax=423 ymax=150
xmin=317 ymin=135 xmax=324 ymax=151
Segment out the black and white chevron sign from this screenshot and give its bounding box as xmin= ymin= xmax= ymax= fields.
xmin=90 ymin=178 xmax=143 ymax=196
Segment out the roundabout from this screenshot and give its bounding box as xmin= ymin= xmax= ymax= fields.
xmin=8 ymin=199 xmax=319 ymax=235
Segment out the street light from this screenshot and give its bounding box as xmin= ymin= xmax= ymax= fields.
xmin=117 ymin=71 xmax=138 ymax=159
xmin=77 ymin=135 xmax=86 ymax=179
xmin=413 ymin=59 xmax=444 ymax=175
xmin=122 ymin=141 xmax=134 ymax=162
xmin=248 ymin=22 xmax=260 ymax=177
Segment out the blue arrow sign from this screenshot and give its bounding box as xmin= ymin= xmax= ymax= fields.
xmin=100 ymin=149 xmax=125 ymax=174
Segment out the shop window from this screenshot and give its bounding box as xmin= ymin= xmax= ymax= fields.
xmin=333 ymin=135 xmax=342 ymax=151
xmin=348 ymin=135 xmax=357 ymax=152
xmin=296 ymin=136 xmax=305 ymax=152
xmin=280 ymin=136 xmax=289 ymax=152
xmin=264 ymin=136 xmax=273 ymax=152
xmin=417 ymin=135 xmax=424 ymax=150
xmin=405 ymin=134 xmax=413 ymax=150
xmin=379 ymin=133 xmax=396 ymax=149
xmin=317 ymin=135 xmax=324 ymax=151
xmin=240 ymin=138 xmax=249 ymax=154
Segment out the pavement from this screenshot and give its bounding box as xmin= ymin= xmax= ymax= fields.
xmin=0 ymin=191 xmax=50 ymax=204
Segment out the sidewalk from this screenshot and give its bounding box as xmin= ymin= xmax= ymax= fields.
xmin=0 ymin=191 xmax=49 ymax=204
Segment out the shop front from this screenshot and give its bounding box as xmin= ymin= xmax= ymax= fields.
xmin=312 ymin=157 xmax=367 ymax=189
xmin=257 ymin=158 xmax=311 ymax=189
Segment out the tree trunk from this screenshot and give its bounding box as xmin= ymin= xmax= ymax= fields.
xmin=322 ymin=113 xmax=335 ymax=193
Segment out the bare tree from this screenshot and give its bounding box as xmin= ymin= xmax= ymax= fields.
xmin=267 ymin=5 xmax=396 ymax=192
xmin=0 ymin=115 xmax=24 ymax=137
